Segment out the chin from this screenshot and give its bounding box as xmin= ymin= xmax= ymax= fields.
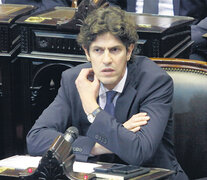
xmin=101 ymin=79 xmax=118 ymax=88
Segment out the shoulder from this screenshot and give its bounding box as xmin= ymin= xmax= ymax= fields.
xmin=128 ymin=55 xmax=168 ymax=77
xmin=127 ymin=56 xmax=173 ymax=87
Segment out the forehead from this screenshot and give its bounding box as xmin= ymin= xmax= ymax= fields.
xmin=90 ymin=32 xmax=124 ymax=48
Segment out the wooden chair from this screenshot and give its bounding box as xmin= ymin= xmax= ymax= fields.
xmin=151 ymin=58 xmax=207 ymax=179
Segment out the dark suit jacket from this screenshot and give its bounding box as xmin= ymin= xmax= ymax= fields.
xmin=2 ymin=0 xmax=123 ymax=14
xmin=126 ymin=0 xmax=180 ymax=15
xmin=27 ymin=56 xmax=188 ymax=179
xmin=180 ymin=0 xmax=207 ymax=24
xmin=3 ymin=0 xmax=71 ymax=13
xmin=180 ymin=0 xmax=207 ymax=61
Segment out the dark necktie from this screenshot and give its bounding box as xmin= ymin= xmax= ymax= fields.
xmin=143 ymin=0 xmax=159 ymax=14
xmin=104 ymin=91 xmax=117 ymax=116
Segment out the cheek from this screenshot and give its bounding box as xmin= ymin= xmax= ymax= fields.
xmin=91 ymin=62 xmax=101 ymax=74
xmin=116 ymin=60 xmax=127 ymax=74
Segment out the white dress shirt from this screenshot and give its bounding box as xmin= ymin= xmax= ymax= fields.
xmin=99 ymin=68 xmax=128 ymax=109
xmin=136 ymin=0 xmax=174 ymax=16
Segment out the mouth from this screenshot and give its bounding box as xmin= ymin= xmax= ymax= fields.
xmin=102 ymin=68 xmax=114 ymax=73
xmin=102 ymin=68 xmax=115 ymax=75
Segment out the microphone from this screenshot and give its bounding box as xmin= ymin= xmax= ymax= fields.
xmin=25 ymin=127 xmax=79 ymax=180
xmin=48 ymin=126 xmax=79 ymax=163
xmin=64 ymin=126 xmax=79 ymax=144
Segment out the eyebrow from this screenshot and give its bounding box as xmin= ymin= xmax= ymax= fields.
xmin=91 ymin=45 xmax=123 ymax=49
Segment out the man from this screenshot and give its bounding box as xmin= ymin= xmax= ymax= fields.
xmin=2 ymin=0 xmax=122 ymax=14
xmin=2 ymin=0 xmax=71 ymax=13
xmin=180 ymin=0 xmax=207 ymax=61
xmin=27 ymin=6 xmax=188 ymax=179
xmin=126 ymin=0 xmax=180 ymax=15
xmin=124 ymin=0 xmax=207 ymax=61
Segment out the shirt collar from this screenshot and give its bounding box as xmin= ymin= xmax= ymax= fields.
xmin=99 ymin=67 xmax=128 ymax=96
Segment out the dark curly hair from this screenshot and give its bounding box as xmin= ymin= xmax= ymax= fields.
xmin=77 ymin=6 xmax=138 ymax=52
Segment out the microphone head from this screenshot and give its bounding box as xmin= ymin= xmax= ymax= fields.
xmin=64 ymin=126 xmax=79 ymax=143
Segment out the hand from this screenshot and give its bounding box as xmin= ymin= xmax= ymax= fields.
xmin=91 ymin=113 xmax=150 ymax=155
xmin=91 ymin=143 xmax=112 ymax=155
xmin=123 ymin=112 xmax=150 ymax=133
xmin=75 ymin=68 xmax=100 ymax=114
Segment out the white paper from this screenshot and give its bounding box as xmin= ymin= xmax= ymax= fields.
xmin=73 ymin=161 xmax=101 ymax=173
xmin=0 ymin=155 xmax=42 ymax=170
xmin=0 ymin=155 xmax=101 ymax=173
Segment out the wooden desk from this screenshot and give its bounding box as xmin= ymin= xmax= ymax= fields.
xmin=131 ymin=168 xmax=174 ymax=180
xmin=0 ymin=156 xmax=174 ymax=180
xmin=0 ymin=168 xmax=174 ymax=180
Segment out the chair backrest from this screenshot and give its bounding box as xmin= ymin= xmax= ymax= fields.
xmin=152 ymin=58 xmax=207 ymax=179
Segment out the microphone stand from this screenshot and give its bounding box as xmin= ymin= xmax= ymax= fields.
xmin=21 ymin=135 xmax=79 ymax=180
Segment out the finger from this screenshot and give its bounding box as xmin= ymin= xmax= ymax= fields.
xmin=76 ymin=69 xmax=88 ymax=84
xmin=130 ymin=126 xmax=141 ymax=133
xmin=128 ymin=120 xmax=148 ymax=129
xmin=135 ymin=120 xmax=148 ymax=126
xmin=93 ymin=74 xmax=100 ymax=85
xmin=124 ymin=119 xmax=147 ymax=129
xmin=130 ymin=120 xmax=149 ymax=132
xmin=80 ymin=68 xmax=93 ymax=77
xmin=137 ymin=112 xmax=148 ymax=117
xmin=131 ymin=116 xmax=150 ymax=122
xmin=131 ymin=113 xmax=148 ymax=119
xmin=123 ymin=116 xmax=149 ymax=129
xmin=123 ymin=122 xmax=132 ymax=129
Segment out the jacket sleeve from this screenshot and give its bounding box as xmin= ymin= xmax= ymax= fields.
xmin=26 ymin=71 xmax=73 ymax=156
xmin=26 ymin=67 xmax=97 ymax=161
xmin=191 ymin=18 xmax=207 ymax=48
xmin=179 ymin=0 xmax=207 ymax=24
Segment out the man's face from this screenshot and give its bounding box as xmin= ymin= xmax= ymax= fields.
xmin=83 ymin=32 xmax=134 ymax=90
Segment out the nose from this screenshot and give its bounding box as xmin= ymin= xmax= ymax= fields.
xmin=102 ymin=49 xmax=112 ymax=65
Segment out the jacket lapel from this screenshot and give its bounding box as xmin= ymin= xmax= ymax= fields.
xmin=115 ymin=59 xmax=140 ymax=123
xmin=115 ymin=85 xmax=137 ymax=123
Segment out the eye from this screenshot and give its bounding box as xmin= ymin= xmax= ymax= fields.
xmin=93 ymin=48 xmax=103 ymax=54
xmin=110 ymin=47 xmax=120 ymax=53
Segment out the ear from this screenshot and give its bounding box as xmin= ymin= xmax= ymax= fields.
xmin=82 ymin=46 xmax=91 ymax=61
xmin=126 ymin=44 xmax=135 ymax=61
